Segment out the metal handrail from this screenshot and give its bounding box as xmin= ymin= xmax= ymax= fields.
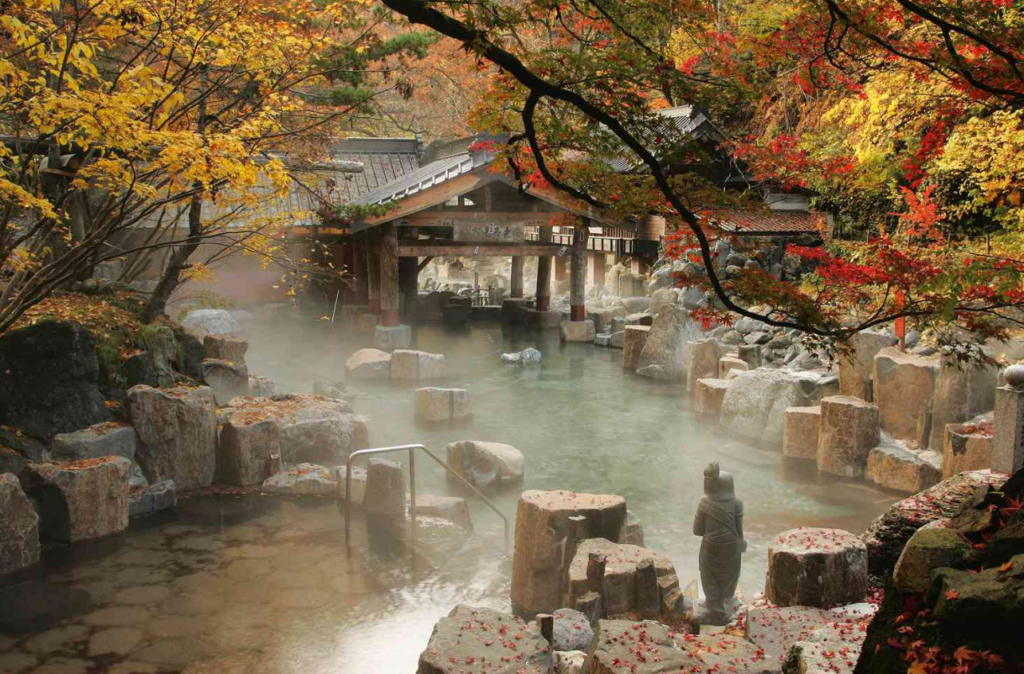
xmin=341 ymin=443 xmax=510 ymax=553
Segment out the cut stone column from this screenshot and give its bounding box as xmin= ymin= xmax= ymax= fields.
xmin=511 ymin=490 xmax=627 ymax=619
xmin=928 ymin=355 xmax=996 ymax=450
xmin=816 ymin=395 xmax=880 ymax=478
xmin=560 ymin=320 xmax=596 ymax=343
xmin=127 ymin=385 xmax=218 ymax=490
xmin=374 ymin=324 xmax=412 ymax=351
xmin=838 ymin=331 xmax=896 ymax=400
xmin=765 ymin=527 xmax=868 ymax=607
xmin=993 ymin=374 xmax=1024 ymax=475
xmin=0 ymin=473 xmax=40 ymax=576
xmin=686 ymin=340 xmax=725 ymax=393
xmin=718 ymin=355 xmax=749 ymax=378
xmin=202 ymin=358 xmax=250 ymax=404
xmin=390 ymin=350 xmax=445 ymax=381
xmin=872 ymin=348 xmax=937 ymax=446
xmin=414 ymin=387 xmax=471 ymax=422
xmin=217 ymin=418 xmax=282 ymax=487
xmin=943 ymin=420 xmax=994 ymax=479
xmin=737 ymin=344 xmax=761 ymax=370
xmin=783 ymin=406 xmax=821 ymax=461
xmin=502 ymin=297 xmax=530 ymax=323
xmin=622 ymin=325 xmax=651 ymax=369
xmin=695 ymin=378 xmax=730 ymax=418
xmin=363 ymin=458 xmax=406 ymax=517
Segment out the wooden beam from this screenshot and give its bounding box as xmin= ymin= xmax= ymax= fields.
xmin=396 ymin=243 xmax=563 ymax=256
xmin=417 ymin=256 xmax=434 ymax=273
xmin=400 ymin=211 xmax=570 ymax=226
xmin=380 ymin=223 xmax=400 ymax=326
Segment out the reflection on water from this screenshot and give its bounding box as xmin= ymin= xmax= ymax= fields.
xmin=0 ymin=318 xmax=898 ymax=673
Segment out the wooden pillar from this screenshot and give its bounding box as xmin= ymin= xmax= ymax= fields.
xmin=592 ymin=251 xmax=607 ymax=288
xmin=510 ymin=256 xmax=524 ymax=298
xmin=570 ymin=222 xmax=589 ymax=321
xmin=380 ymin=223 xmax=400 ymax=325
xmin=399 ymin=256 xmax=418 ymax=315
xmin=536 ymin=228 xmax=552 ymax=311
xmin=366 ymin=233 xmax=381 ymax=314
xmin=352 ymin=240 xmax=368 ymax=304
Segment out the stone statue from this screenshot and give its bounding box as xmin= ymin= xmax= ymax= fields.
xmin=692 ymin=462 xmax=746 ymax=625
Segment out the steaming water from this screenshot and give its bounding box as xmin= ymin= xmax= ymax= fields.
xmin=0 ymin=317 xmax=898 ymax=673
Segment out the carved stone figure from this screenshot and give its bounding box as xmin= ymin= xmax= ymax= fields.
xmin=692 ymin=462 xmax=746 ymax=625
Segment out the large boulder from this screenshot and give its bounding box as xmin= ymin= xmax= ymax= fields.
xmin=390 ymin=350 xmax=445 ymax=381
xmin=201 ymin=358 xmax=249 ymax=404
xmin=893 ymin=521 xmax=974 ymax=593
xmin=860 ymin=469 xmax=1006 ymax=576
xmin=765 ymin=527 xmax=868 ymax=608
xmin=838 ymin=331 xmax=896 ymax=400
xmin=50 ymin=423 xmax=137 ymax=462
xmin=549 ymin=608 xmax=593 ymax=652
xmin=203 ymin=334 xmax=248 ymax=364
xmin=446 ymin=440 xmax=524 ymax=488
xmin=502 ymin=348 xmax=543 ymax=365
xmin=512 ymin=490 xmax=627 ymax=619
xmin=416 ymin=605 xmax=551 ymax=674
xmin=0 ymin=321 xmax=111 ymax=438
xmin=216 ymin=417 xmax=282 ymax=487
xmin=873 ymin=348 xmax=938 ymax=446
xmin=345 ymin=348 xmax=392 ymax=379
xmin=816 ymin=396 xmax=880 ymax=478
xmin=127 ymin=386 xmax=217 ymax=490
xmin=566 ymin=538 xmax=677 ymax=618
xmin=20 ymin=456 xmax=131 ymax=542
xmin=0 ymin=473 xmax=40 ymax=576
xmin=720 ymin=369 xmax=839 ymax=446
xmin=929 ymin=553 xmax=1024 ymax=625
xmin=223 ymin=394 xmax=358 ymax=465
xmin=865 ymin=444 xmax=941 ymax=494
xmin=181 ymin=309 xmax=238 ymax=337
xmin=928 ymin=356 xmax=996 ymax=451
xmin=635 ymin=306 xmax=692 ymax=381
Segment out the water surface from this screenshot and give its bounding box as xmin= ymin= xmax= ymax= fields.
xmin=0 ymin=317 xmax=898 ymax=673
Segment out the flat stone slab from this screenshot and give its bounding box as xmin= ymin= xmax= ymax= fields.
xmin=416 ymin=605 xmax=550 ymax=674
xmin=586 ymin=620 xmax=701 ymax=674
xmin=866 ymin=444 xmax=941 ymax=494
xmin=50 ymin=423 xmax=137 ymax=462
xmin=414 ymin=494 xmax=472 ymax=529
xmin=261 ymin=463 xmax=336 ymax=497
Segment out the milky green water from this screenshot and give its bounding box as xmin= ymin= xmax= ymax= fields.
xmin=0 ymin=317 xmax=897 ymax=674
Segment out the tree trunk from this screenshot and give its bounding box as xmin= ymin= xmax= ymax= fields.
xmin=140 ymin=189 xmax=203 ymax=323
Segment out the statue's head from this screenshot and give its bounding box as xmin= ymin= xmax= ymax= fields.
xmin=703 ymin=462 xmax=735 ymax=501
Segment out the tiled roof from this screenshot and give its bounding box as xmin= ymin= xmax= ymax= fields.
xmin=351 ymin=151 xmax=482 ymax=206
xmin=702 ymin=208 xmax=823 ymax=235
xmin=322 ymin=139 xmax=421 ymax=203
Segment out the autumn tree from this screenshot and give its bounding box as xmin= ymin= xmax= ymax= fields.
xmin=376 ymin=0 xmax=1024 ymax=360
xmin=1 ymin=0 xmax=430 ymax=329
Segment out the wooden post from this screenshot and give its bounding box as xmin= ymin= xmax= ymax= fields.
xmin=352 ymin=240 xmax=368 ymax=304
xmin=536 ymin=228 xmax=552 ymax=311
xmin=380 ymin=223 xmax=400 ymax=326
xmin=570 ymin=222 xmax=589 ymax=321
xmin=399 ymin=256 xmax=418 ymax=316
xmin=592 ymin=251 xmax=607 ymax=289
xmin=366 ymin=233 xmax=381 ymax=314
xmin=510 ymin=256 xmax=524 ymax=298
